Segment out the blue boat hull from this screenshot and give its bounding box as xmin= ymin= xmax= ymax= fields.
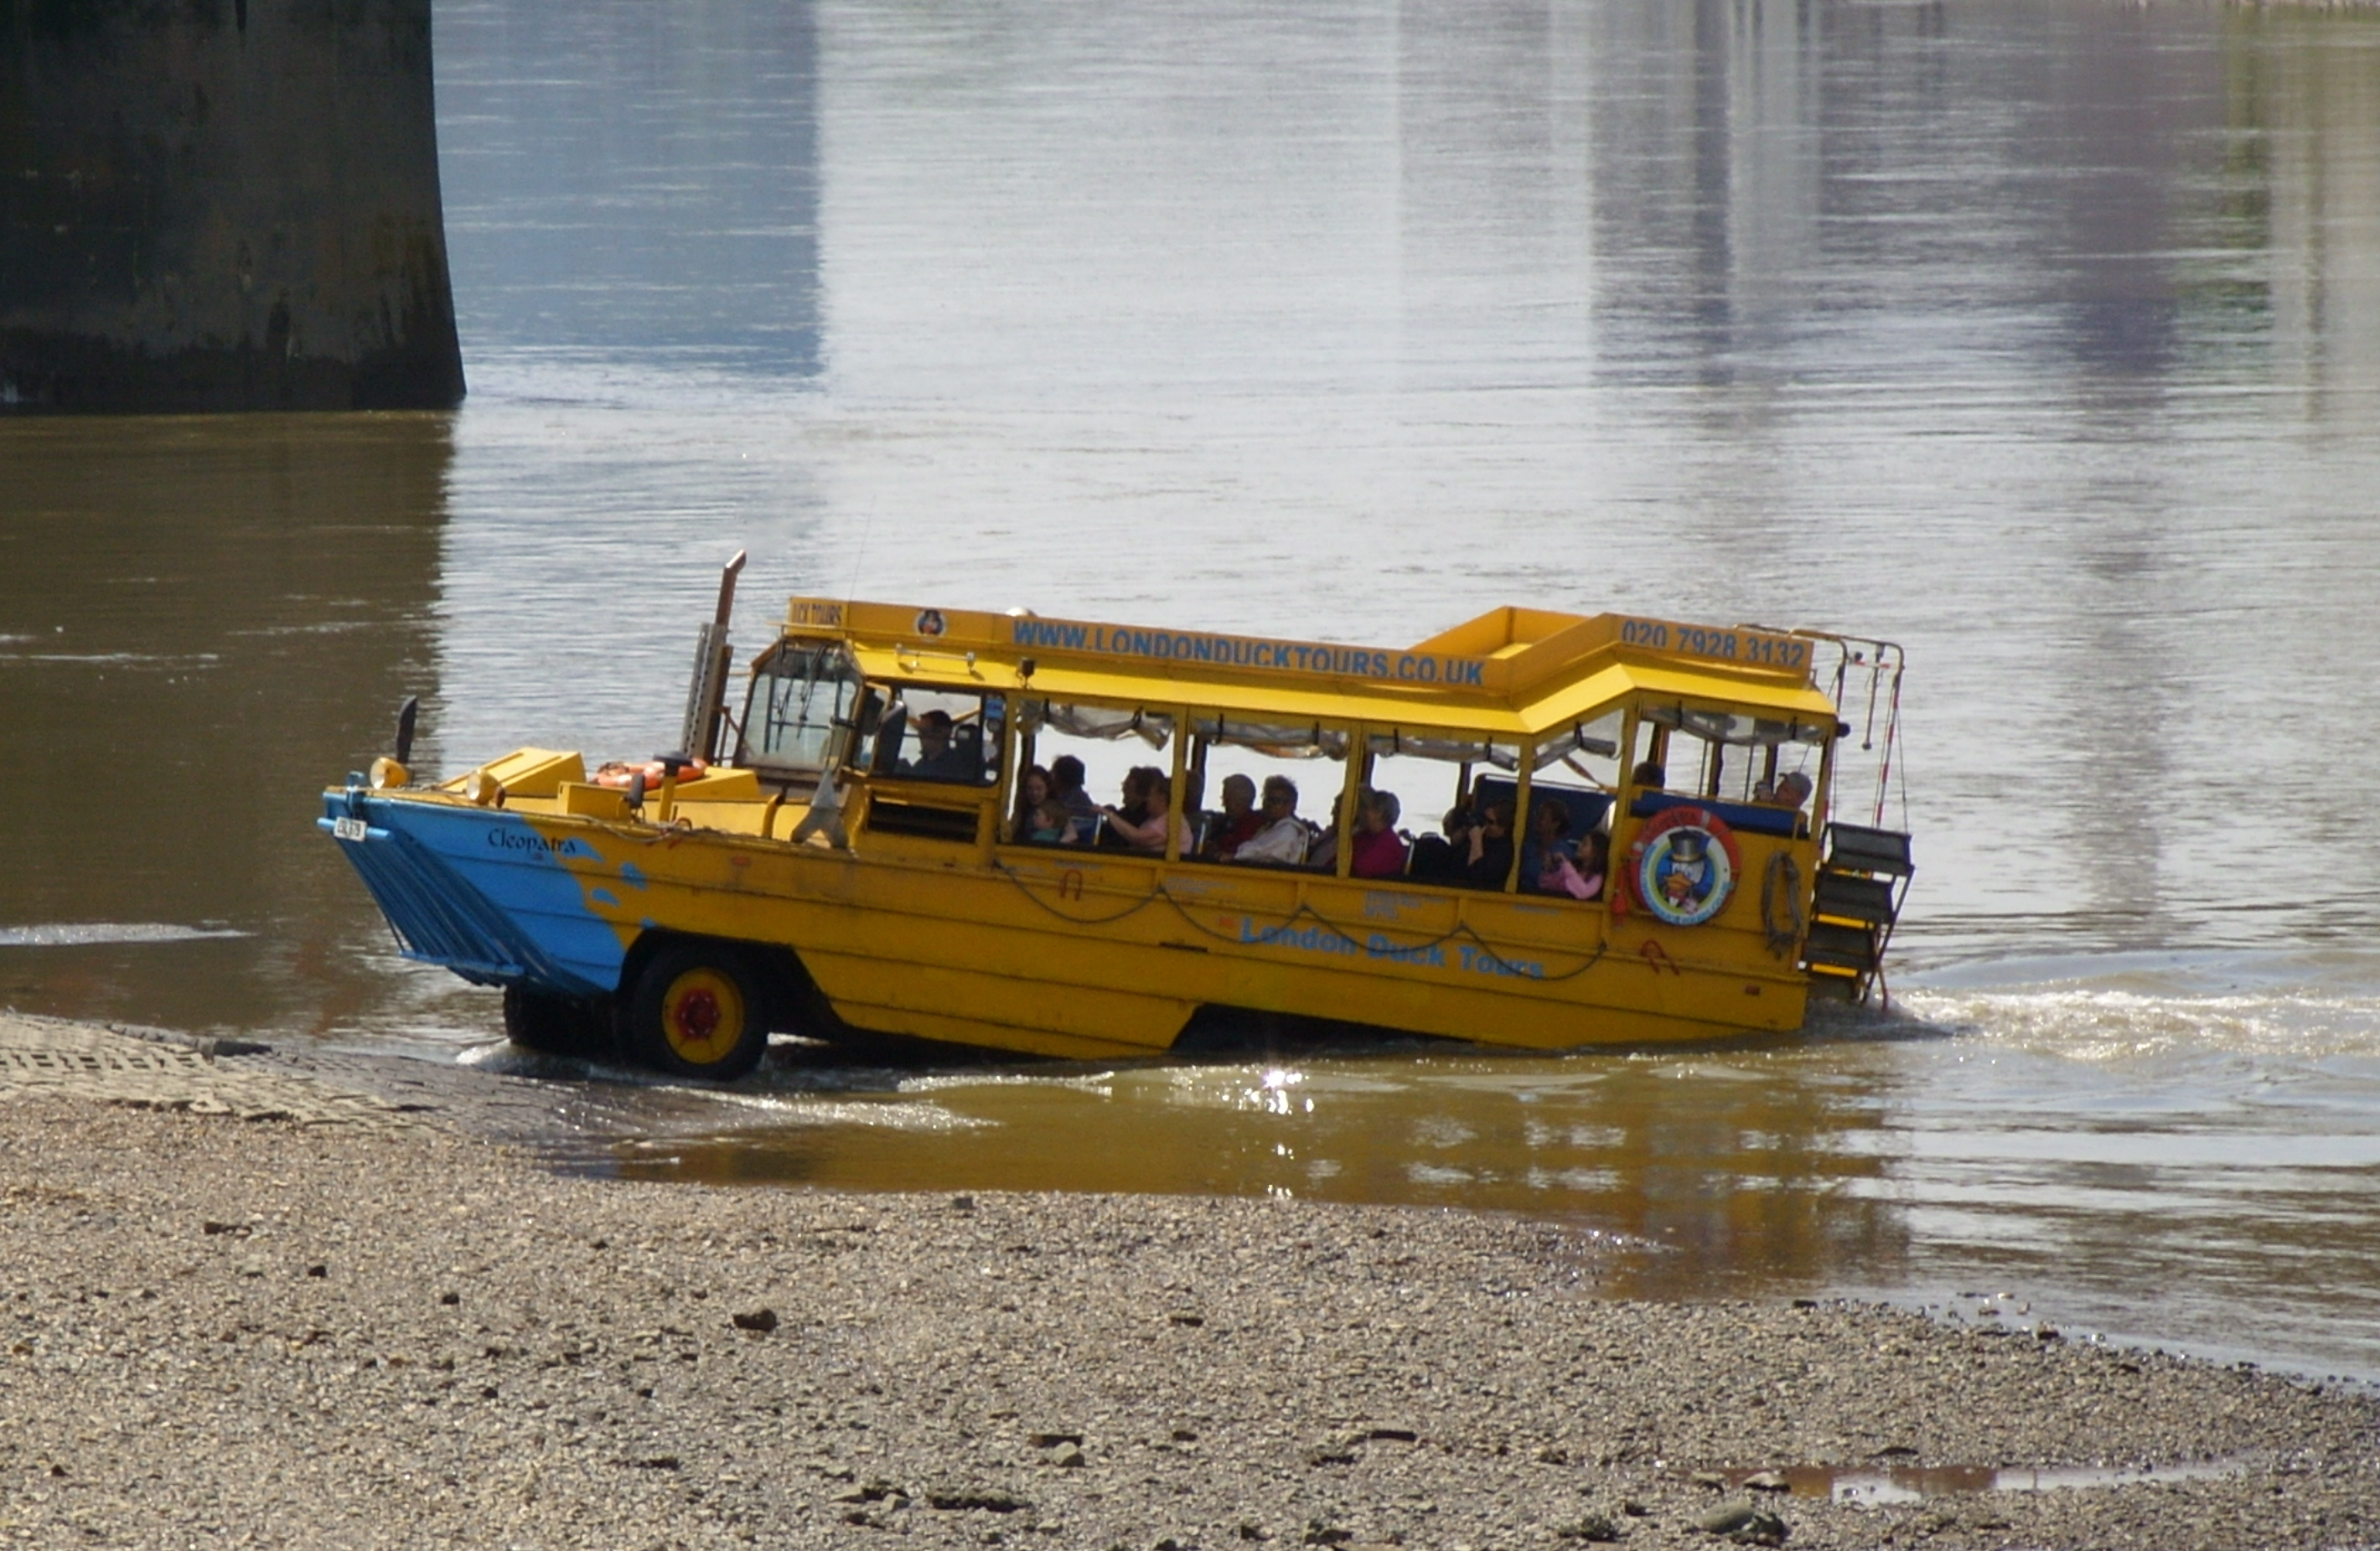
xmin=319 ymin=789 xmax=629 ymax=998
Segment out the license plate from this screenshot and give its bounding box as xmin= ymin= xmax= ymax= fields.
xmin=332 ymin=817 xmax=369 ymax=843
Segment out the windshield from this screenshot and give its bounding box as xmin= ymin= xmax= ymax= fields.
xmin=737 ymin=640 xmax=862 ymax=773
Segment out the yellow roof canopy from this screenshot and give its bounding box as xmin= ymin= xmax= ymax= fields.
xmin=784 ymin=597 xmax=1841 ymax=739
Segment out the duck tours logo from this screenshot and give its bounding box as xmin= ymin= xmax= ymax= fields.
xmin=1631 ymin=808 xmax=1741 ymax=928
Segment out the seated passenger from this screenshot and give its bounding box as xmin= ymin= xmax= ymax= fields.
xmin=1096 ymin=768 xmax=1153 ymax=850
xmin=1631 ymin=758 xmax=1667 ymax=792
xmin=1407 ymin=797 xmax=1473 ymax=882
xmin=1759 ymin=768 xmax=1814 ymax=836
xmin=1103 ymin=773 xmax=1191 ymax=856
xmin=905 ymin=710 xmax=980 ymax=781
xmin=1050 ymin=755 xmax=1099 ymax=845
xmin=1574 ymin=831 xmax=1609 ymax=901
xmin=1306 ymin=804 xmax=1340 ymax=872
xmin=1348 ymin=788 xmax=1409 ymax=879
xmin=1231 ymin=776 xmax=1310 ymax=866
xmin=1762 ymin=770 xmax=1813 ymax=809
xmin=1012 ymin=764 xmax=1063 ymax=844
xmin=1524 ymin=800 xmax=1603 ymax=899
xmin=1462 ymin=800 xmax=1515 ymax=889
xmin=1128 ymin=765 xmax=1167 ymax=820
xmin=1520 ymin=799 xmax=1577 ymax=894
xmin=1103 ymin=767 xmax=1168 ymax=849
xmin=1201 ymin=773 xmax=1264 ymax=860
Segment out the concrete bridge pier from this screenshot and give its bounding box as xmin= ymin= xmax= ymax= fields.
xmin=1 ymin=0 xmax=464 ymax=411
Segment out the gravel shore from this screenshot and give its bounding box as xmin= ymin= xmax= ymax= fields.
xmin=1 ymin=1024 xmax=2374 ymax=1549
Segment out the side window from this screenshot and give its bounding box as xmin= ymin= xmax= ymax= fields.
xmin=1366 ymin=730 xmax=1521 ymax=887
xmin=737 ymin=641 xmax=861 ymax=774
xmin=858 ymin=684 xmax=1006 ymax=788
xmin=1008 ymin=700 xmax=1177 ymax=848
xmin=1182 ymin=716 xmax=1351 ymax=871
xmin=1638 ymin=701 xmax=1827 ymax=806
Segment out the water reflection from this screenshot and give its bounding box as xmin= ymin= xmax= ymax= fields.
xmin=0 ymin=415 xmax=453 ymax=1036
xmin=618 ymin=1039 xmax=1912 ymax=1301
xmin=598 ymin=957 xmax=2380 ymax=1377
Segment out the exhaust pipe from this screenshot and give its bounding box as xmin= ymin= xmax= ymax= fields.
xmin=679 ymin=551 xmax=748 ymax=763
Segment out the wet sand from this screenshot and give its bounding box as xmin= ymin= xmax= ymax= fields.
xmin=1 ymin=1016 xmax=2373 ymax=1549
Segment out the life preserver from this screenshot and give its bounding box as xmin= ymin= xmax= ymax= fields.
xmin=592 ymin=759 xmax=708 ymax=791
xmin=1628 ymin=806 xmax=1742 ymax=927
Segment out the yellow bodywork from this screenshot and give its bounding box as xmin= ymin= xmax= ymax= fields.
xmin=362 ymin=599 xmax=1851 ymax=1058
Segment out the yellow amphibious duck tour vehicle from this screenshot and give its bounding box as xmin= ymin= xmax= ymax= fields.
xmin=321 ymin=557 xmax=1912 ymax=1078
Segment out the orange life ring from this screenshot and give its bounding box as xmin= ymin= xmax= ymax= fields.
xmin=592 ymin=759 xmax=708 ymax=790
xmin=1627 ymin=805 xmax=1742 ymax=927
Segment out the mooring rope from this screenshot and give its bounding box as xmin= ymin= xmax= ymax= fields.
xmin=1761 ymin=850 xmax=1805 ymax=960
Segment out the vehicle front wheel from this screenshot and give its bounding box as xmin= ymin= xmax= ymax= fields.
xmin=627 ymin=943 xmax=769 ymax=1080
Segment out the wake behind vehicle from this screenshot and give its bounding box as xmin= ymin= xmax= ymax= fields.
xmin=321 ymin=559 xmax=1912 ymax=1078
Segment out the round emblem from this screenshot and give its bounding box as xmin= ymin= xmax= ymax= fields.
xmin=1630 ymin=807 xmax=1742 ymax=927
xmin=914 ymin=608 xmax=947 ymax=638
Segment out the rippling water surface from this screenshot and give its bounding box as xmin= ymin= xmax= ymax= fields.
xmin=3 ymin=0 xmax=2377 ymax=1379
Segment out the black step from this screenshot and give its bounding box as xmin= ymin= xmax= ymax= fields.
xmin=1803 ymin=920 xmax=1880 ymax=974
xmin=1824 ymin=824 xmax=1914 ymax=877
xmin=1814 ymin=870 xmax=1900 ymax=927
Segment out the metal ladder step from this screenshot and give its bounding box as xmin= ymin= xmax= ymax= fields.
xmin=1803 ymin=920 xmax=1882 ymax=974
xmin=1813 ymin=870 xmax=1900 ymax=927
xmin=1824 ymin=824 xmax=1914 ymax=878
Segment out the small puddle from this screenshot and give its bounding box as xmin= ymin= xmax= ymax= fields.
xmin=1712 ymin=1455 xmax=2259 ymax=1504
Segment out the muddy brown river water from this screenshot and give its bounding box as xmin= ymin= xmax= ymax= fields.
xmin=3 ymin=0 xmax=2377 ymax=1382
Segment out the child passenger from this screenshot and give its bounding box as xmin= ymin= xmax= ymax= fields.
xmin=1521 ymin=800 xmax=1576 ymax=892
xmin=1012 ymin=764 xmax=1064 ymax=844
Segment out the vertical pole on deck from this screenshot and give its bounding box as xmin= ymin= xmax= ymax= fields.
xmin=1507 ymin=747 xmax=1534 ymax=894
xmin=1164 ymin=706 xmax=1190 ymax=864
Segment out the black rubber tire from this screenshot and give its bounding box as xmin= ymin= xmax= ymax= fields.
xmin=626 ymin=942 xmax=769 ymax=1080
xmin=501 ymin=985 xmax=613 ymax=1057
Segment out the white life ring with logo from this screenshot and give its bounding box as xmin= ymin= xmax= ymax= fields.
xmin=1629 ymin=807 xmax=1742 ymax=927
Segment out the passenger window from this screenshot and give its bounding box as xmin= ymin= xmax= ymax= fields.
xmin=1008 ymin=700 xmax=1177 ymax=849
xmin=1184 ymin=717 xmax=1352 ymax=871
xmin=1536 ymin=709 xmax=1623 ymax=793
xmin=856 ymin=684 xmax=1006 ymax=788
xmin=737 ymin=641 xmax=862 ymax=775
xmin=1365 ymin=730 xmax=1521 ymax=887
xmin=1637 ymin=701 xmax=1829 ymax=807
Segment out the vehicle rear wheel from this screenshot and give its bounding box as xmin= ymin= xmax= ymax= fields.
xmin=627 ymin=943 xmax=769 ymax=1080
xmin=502 ymin=985 xmax=612 ymax=1057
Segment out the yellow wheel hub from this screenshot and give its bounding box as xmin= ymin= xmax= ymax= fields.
xmin=659 ymin=967 xmax=746 ymax=1065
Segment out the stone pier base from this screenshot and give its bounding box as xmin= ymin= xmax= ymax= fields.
xmin=0 ymin=0 xmax=465 ymax=411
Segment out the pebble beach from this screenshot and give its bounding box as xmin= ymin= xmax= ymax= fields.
xmin=1 ymin=1015 xmax=2372 ymax=1550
